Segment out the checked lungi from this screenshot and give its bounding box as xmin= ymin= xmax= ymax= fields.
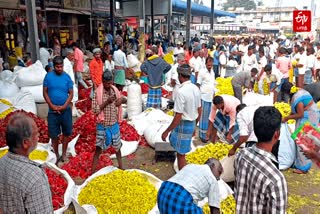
xmin=146 ymin=87 xmax=162 ymax=109
xmin=199 ymin=100 xmax=212 ymax=141
xmin=169 ymin=120 xmax=195 ymax=154
xmin=157 ymin=181 xmax=202 ymax=214
xmin=213 ymin=111 xmax=240 ymax=144
xmin=96 ymin=123 xmax=122 ymax=151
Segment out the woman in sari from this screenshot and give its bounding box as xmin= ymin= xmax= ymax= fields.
xmin=281 ymin=82 xmax=320 ymax=173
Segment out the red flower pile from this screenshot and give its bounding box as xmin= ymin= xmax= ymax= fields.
xmin=0 ymin=110 xmax=49 ymax=147
xmin=140 ymin=83 xmax=168 ymax=97
xmin=72 ymin=111 xmax=96 ymax=154
xmin=76 ymin=87 xmax=92 ymax=112
xmin=78 ymin=88 xmax=91 ymax=100
xmin=61 ymin=152 xmax=113 ymax=179
xmin=44 ymin=168 xmax=68 ymax=210
xmin=119 ymin=120 xmax=140 ymax=141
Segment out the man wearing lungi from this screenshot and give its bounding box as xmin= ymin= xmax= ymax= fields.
xmin=157 ymin=158 xmax=222 ymax=214
xmin=206 ymin=95 xmax=240 ymax=144
xmin=161 ymin=64 xmax=201 ymax=170
xmin=91 ymin=70 xmax=127 ymax=172
xmin=197 ymin=57 xmax=215 ymax=142
xmin=141 ymin=47 xmax=171 ymax=109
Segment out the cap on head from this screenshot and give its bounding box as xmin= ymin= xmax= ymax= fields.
xmin=93 ymin=48 xmax=102 ymax=55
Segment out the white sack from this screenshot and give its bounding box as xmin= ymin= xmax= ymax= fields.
xmin=0 ymin=80 xmax=19 ymax=98
xmin=15 ymin=60 xmax=46 ymax=87
xmin=278 ymin=123 xmax=297 ymax=170
xmin=127 ymin=81 xmax=142 ymax=119
xmin=21 ymin=85 xmax=46 ymax=103
xmin=144 ymin=123 xmax=170 ymax=148
xmin=110 ymin=140 xmax=139 ymax=159
xmin=9 ymin=90 xmax=37 ymax=114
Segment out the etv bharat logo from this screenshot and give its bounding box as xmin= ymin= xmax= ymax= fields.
xmin=293 ymin=10 xmax=311 ymax=32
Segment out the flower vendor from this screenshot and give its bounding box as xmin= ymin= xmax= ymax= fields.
xmin=0 ymin=112 xmax=53 ymax=213
xmin=234 ymin=106 xmax=287 ymax=213
xmin=91 ymin=70 xmax=127 ymax=172
xmin=161 ymin=64 xmax=201 ymax=170
xmin=231 ymin=68 xmax=258 ymax=103
xmin=207 ymin=95 xmax=240 ymax=145
xmin=140 ymin=47 xmax=171 ymax=109
xmin=157 ymin=158 xmax=222 ymax=214
xmin=264 ymin=64 xmax=284 ymax=103
xmin=196 ymin=57 xmax=215 ymax=143
xmin=228 ymin=104 xmax=258 ymax=157
xmin=43 ymin=56 xmax=74 ymax=163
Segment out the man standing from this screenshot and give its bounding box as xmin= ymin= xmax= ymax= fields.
xmin=72 ymin=42 xmax=89 ymax=89
xmin=39 ymin=41 xmax=50 ymax=68
xmin=241 ymin=45 xmax=258 ymax=73
xmin=157 ymin=158 xmax=222 ymax=214
xmin=0 ymin=113 xmax=53 ymax=213
xmin=206 ymin=95 xmax=240 ymax=144
xmin=170 ymin=53 xmax=185 ymax=101
xmin=161 ymin=64 xmax=201 ymax=170
xmin=197 ymin=57 xmax=215 ymax=142
xmin=64 ymin=49 xmax=79 ymax=116
xmin=234 ymin=106 xmax=287 ymax=213
xmin=89 ymin=48 xmax=104 ymax=92
xmin=91 ymin=71 xmax=126 ymax=172
xmin=141 ymin=47 xmax=171 ymax=109
xmin=43 ymin=56 xmax=73 ymax=162
xmin=113 ymin=44 xmax=128 ymax=91
xmin=189 ymin=47 xmax=202 ymax=83
xmin=231 ymin=68 xmax=258 ymax=103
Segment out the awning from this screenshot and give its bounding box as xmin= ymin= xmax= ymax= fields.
xmin=172 ymin=0 xmax=236 ymax=18
xmin=45 ymin=8 xmax=91 ymax=16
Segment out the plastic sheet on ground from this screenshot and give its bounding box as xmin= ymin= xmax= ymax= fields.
xmin=242 ymin=92 xmax=274 ymax=107
xmin=72 ymin=166 xmax=162 ymax=214
xmin=0 ymin=143 xmax=56 ymax=164
xmin=48 ymin=135 xmax=80 ymax=158
xmin=43 ymin=162 xmax=76 ymax=214
xmin=110 ymin=140 xmax=139 ymax=159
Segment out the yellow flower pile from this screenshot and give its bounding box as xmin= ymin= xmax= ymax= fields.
xmin=78 ymin=170 xmax=157 ymax=213
xmin=215 ymin=77 xmax=234 ymax=96
xmin=203 ymin=195 xmax=236 ymax=214
xmin=274 ymin=102 xmax=295 ymax=124
xmin=0 ymin=149 xmax=48 ymax=161
xmin=186 ymin=143 xmax=233 ymax=164
xmin=0 ymin=99 xmax=15 ymax=119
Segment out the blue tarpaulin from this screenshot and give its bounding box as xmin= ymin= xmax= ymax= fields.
xmin=172 ymin=0 xmax=236 ymax=18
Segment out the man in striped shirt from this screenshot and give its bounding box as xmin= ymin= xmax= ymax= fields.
xmin=234 ymin=106 xmax=288 ymax=213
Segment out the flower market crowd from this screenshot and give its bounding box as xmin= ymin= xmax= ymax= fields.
xmin=1 ymin=30 xmax=320 ymax=213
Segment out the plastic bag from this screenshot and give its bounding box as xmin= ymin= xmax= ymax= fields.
xmin=278 ymin=123 xmax=296 ymax=170
xmin=15 ymin=60 xmax=46 ymax=87
xmin=292 ymin=122 xmax=320 ymax=168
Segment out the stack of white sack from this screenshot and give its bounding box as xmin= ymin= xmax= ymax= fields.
xmin=16 ymin=61 xmax=47 ymax=103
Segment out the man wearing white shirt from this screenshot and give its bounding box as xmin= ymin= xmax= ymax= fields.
xmin=104 ymin=54 xmax=114 ymax=72
xmin=113 ymin=44 xmax=128 ymax=90
xmin=189 ymin=48 xmax=202 ymax=83
xmin=173 ymin=42 xmax=184 ymax=56
xmin=171 ymin=54 xmax=184 ymax=101
xmin=296 ymin=47 xmax=307 ymax=87
xmin=162 ymin=64 xmax=201 ymax=170
xmin=228 ymin=104 xmax=258 ymax=157
xmin=197 ymin=57 xmax=215 ymax=142
xmin=39 ymin=42 xmax=50 ymax=68
xmin=63 ymin=49 xmax=78 ymax=116
xmin=241 ymin=46 xmax=258 ymax=73
xmin=305 ymin=47 xmax=315 ymax=85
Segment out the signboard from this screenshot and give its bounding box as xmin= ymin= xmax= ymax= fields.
xmin=45 ymin=0 xmax=61 ymax=8
xmin=92 ymin=0 xmax=110 ymax=11
xmin=63 ymin=0 xmax=91 ymax=11
xmin=293 ymin=10 xmax=311 ymax=32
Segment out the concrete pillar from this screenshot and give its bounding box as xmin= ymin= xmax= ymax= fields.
xmin=186 ymin=0 xmax=191 ymax=47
